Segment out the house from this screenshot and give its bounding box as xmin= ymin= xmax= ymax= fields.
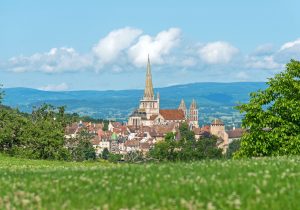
xmin=227 ymin=128 xmax=245 ymax=144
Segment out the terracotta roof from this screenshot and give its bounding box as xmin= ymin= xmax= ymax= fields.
xmin=227 ymin=128 xmax=245 ymax=138
xmin=91 ymin=136 xmax=101 ymax=145
xmin=65 ymin=123 xmax=78 ymax=135
xmin=152 ymin=123 xmax=178 ymax=136
xmin=140 ymin=142 xmax=151 ymax=150
xmin=124 ymin=140 xmax=140 ymax=147
xmin=159 ymin=109 xmax=185 ymax=120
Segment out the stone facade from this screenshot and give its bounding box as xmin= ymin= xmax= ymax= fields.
xmin=128 ymin=56 xmax=199 ymax=128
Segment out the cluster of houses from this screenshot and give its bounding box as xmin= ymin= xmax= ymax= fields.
xmin=65 ymin=56 xmax=244 ymax=156
xmin=65 ymin=120 xmax=244 ymax=156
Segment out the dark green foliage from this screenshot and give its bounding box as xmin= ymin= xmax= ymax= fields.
xmin=101 ymin=148 xmax=109 ymax=160
xmin=108 ymin=153 xmax=122 ymax=163
xmin=226 ymin=139 xmax=241 ymax=159
xmin=100 ymin=148 xmax=122 ymax=162
xmin=0 ymin=109 xmax=28 ymax=153
xmin=236 ymin=60 xmax=300 ymax=157
xmin=68 ymin=131 xmax=96 ymax=161
xmin=179 ymin=122 xmax=195 ymax=141
xmin=102 ymin=121 xmax=109 ymax=131
xmin=0 ymin=104 xmax=70 ymax=160
xmin=149 ymin=123 xmax=222 ymax=161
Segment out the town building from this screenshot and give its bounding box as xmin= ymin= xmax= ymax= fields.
xmin=128 ymin=55 xmax=199 ymax=128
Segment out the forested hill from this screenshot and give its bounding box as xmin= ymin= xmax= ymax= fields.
xmin=3 ymin=82 xmax=267 ymax=124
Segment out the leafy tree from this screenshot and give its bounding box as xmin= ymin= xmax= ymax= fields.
xmin=23 ymin=104 xmax=70 ymax=160
xmin=179 ymin=122 xmax=195 ymax=141
xmin=236 ymin=60 xmax=300 ymax=157
xmin=226 ymin=139 xmax=241 ymax=159
xmin=102 ymin=121 xmax=109 ymax=131
xmin=149 ymin=124 xmax=222 ymax=161
xmin=101 ymin=148 xmax=109 ymax=160
xmin=195 ymin=136 xmax=222 ymax=159
xmin=0 ymin=104 xmax=71 ymax=160
xmin=68 ymin=131 xmax=96 ymax=161
xmin=0 ymin=109 xmax=27 ymax=153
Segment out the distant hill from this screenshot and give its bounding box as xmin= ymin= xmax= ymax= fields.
xmin=3 ymin=82 xmax=267 ymax=125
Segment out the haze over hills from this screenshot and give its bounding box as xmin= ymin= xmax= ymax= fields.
xmin=3 ymin=82 xmax=267 ymax=126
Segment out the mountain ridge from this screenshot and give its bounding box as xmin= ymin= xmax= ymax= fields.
xmin=2 ymin=82 xmax=267 ymax=125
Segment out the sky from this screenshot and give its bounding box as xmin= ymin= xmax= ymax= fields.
xmin=1 ymin=0 xmax=300 ymax=90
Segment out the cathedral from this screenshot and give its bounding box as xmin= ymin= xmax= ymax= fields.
xmin=128 ymin=56 xmax=199 ymax=128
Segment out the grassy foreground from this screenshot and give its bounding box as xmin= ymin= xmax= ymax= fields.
xmin=0 ymin=155 xmax=300 ymax=210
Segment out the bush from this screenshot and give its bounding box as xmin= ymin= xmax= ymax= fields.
xmin=108 ymin=153 xmax=122 ymax=163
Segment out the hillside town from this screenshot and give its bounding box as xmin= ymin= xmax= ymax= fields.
xmin=65 ymin=56 xmax=244 ymax=156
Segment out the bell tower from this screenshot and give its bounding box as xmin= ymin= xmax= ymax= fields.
xmin=178 ymin=99 xmax=187 ymax=119
xmin=189 ymin=99 xmax=199 ymax=128
xmin=139 ymin=55 xmax=159 ymax=119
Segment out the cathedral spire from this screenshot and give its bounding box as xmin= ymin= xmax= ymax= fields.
xmin=144 ymin=54 xmax=154 ymax=99
xmin=178 ymin=99 xmax=187 ymax=110
xmin=190 ymin=99 xmax=197 ymax=109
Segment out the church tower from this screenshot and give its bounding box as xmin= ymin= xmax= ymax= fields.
xmin=178 ymin=99 xmax=187 ymax=119
xmin=139 ymin=55 xmax=160 ymax=119
xmin=189 ymin=99 xmax=199 ymax=128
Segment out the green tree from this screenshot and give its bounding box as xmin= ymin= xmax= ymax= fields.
xmin=0 ymin=109 xmax=27 ymax=153
xmin=236 ymin=60 xmax=300 ymax=157
xmin=23 ymin=104 xmax=70 ymax=160
xmin=149 ymin=124 xmax=222 ymax=161
xmin=101 ymin=148 xmax=109 ymax=160
xmin=226 ymin=139 xmax=241 ymax=159
xmin=102 ymin=121 xmax=109 ymax=131
xmin=67 ymin=131 xmax=96 ymax=161
xmin=195 ymin=136 xmax=222 ymax=159
xmin=179 ymin=122 xmax=195 ymax=141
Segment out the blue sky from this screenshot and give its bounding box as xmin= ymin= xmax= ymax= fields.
xmin=1 ymin=0 xmax=300 ymax=90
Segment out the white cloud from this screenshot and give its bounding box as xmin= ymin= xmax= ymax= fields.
xmin=274 ymin=38 xmax=300 ymax=63
xmin=128 ymin=28 xmax=181 ymax=67
xmin=245 ymin=55 xmax=282 ymax=70
xmin=39 ymin=82 xmax=69 ymax=91
xmin=280 ymin=38 xmax=300 ymax=51
xmin=3 ymin=27 xmax=300 ymax=85
xmin=180 ymin=57 xmax=197 ymax=67
xmin=93 ymin=27 xmax=142 ymax=65
xmin=198 ymin=41 xmax=239 ymax=64
xmin=252 ymin=43 xmax=274 ymax=56
xmin=5 ymin=47 xmax=92 ymax=73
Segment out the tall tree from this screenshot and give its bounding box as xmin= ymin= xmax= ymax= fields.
xmin=24 ymin=104 xmax=70 ymax=160
xmin=236 ymin=60 xmax=300 ymax=157
xmin=69 ymin=131 xmax=96 ymax=161
xmin=101 ymin=148 xmax=109 ymax=160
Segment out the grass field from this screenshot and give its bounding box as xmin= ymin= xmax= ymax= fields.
xmin=0 ymin=155 xmax=300 ymax=210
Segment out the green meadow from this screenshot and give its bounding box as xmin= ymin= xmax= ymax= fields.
xmin=0 ymin=155 xmax=300 ymax=210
